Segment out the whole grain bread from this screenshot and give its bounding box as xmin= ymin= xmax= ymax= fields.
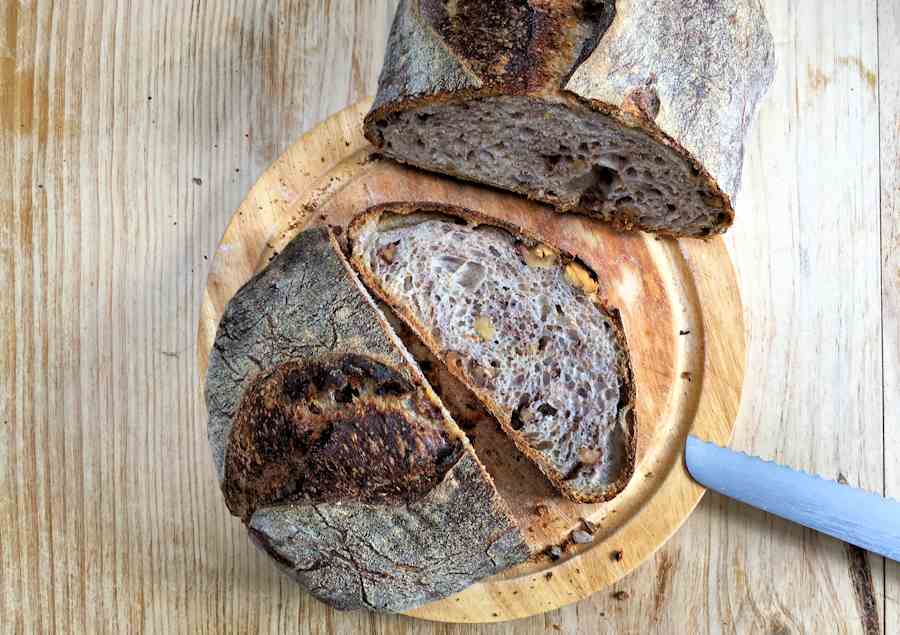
xmin=364 ymin=0 xmax=775 ymax=237
xmin=205 ymin=226 xmax=528 ymax=612
xmin=349 ymin=203 xmax=636 ymax=503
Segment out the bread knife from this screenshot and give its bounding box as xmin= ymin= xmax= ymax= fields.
xmin=685 ymin=435 xmax=900 ymax=561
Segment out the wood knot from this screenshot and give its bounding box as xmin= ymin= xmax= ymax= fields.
xmin=623 ymin=84 xmax=660 ymax=121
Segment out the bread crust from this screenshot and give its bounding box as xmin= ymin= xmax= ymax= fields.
xmin=348 ymin=201 xmax=637 ymax=503
xmin=364 ymin=0 xmax=776 ymax=237
xmin=205 ymin=226 xmax=529 ymax=612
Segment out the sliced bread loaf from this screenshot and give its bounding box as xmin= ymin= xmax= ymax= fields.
xmin=364 ymin=0 xmax=775 ymax=237
xmin=205 ymin=226 xmax=528 ymax=612
xmin=350 ymin=203 xmax=636 ymax=503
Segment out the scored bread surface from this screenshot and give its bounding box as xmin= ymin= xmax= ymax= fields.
xmin=205 ymin=226 xmax=528 ymax=612
xmin=350 ymin=203 xmax=636 ymax=503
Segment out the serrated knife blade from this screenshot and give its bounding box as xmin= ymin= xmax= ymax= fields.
xmin=685 ymin=435 xmax=900 ymax=561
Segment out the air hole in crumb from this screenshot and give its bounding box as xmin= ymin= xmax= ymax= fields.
xmin=666 ymin=203 xmax=676 ymax=212
xmin=510 ymin=405 xmax=526 ymax=430
xmin=537 ymin=403 xmax=558 ymax=416
xmin=717 ymin=212 xmax=728 ymax=223
xmin=543 ymin=154 xmax=562 ymax=169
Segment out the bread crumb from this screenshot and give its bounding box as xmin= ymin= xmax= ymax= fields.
xmin=545 ymin=572 xmax=553 ymax=580
xmin=680 ymin=371 xmax=692 ymax=382
xmin=474 ymin=315 xmax=496 ymax=340
xmin=564 ymin=261 xmax=599 ymax=295
xmin=613 ymin=590 xmax=630 ymax=601
xmin=571 ymin=529 xmax=593 ymax=544
xmin=611 ymin=550 xmax=623 ymax=562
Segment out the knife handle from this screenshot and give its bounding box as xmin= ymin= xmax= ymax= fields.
xmin=685 ymin=435 xmax=900 ymax=562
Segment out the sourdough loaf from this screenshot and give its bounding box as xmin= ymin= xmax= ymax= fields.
xmin=350 ymin=203 xmax=636 ymax=503
xmin=205 ymin=227 xmax=528 ymax=612
xmin=364 ymin=0 xmax=775 ymax=237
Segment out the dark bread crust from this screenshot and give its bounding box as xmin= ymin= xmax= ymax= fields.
xmin=364 ymin=0 xmax=775 ymax=237
xmin=348 ymin=202 xmax=637 ymax=503
xmin=222 ymin=354 xmax=460 ymax=521
xmin=205 ymin=226 xmax=528 ymax=612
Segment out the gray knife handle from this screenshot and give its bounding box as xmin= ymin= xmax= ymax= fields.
xmin=685 ymin=435 xmax=900 ymax=562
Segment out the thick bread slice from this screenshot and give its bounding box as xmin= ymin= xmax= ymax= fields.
xmin=205 ymin=226 xmax=528 ymax=612
xmin=349 ymin=203 xmax=636 ymax=503
xmin=364 ymin=0 xmax=775 ymax=237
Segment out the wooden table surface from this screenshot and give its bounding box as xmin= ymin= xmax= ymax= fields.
xmin=1 ymin=1 xmax=897 ymax=633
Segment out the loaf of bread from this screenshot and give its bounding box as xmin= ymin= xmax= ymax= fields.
xmin=205 ymin=227 xmax=529 ymax=612
xmin=350 ymin=203 xmax=636 ymax=503
xmin=364 ymin=0 xmax=775 ymax=237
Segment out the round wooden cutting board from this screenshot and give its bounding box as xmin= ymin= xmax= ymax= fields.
xmin=196 ymin=99 xmax=746 ymax=623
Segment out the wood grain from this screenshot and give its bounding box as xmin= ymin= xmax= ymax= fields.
xmin=878 ymin=2 xmax=900 ymax=633
xmin=0 ymin=0 xmax=894 ymax=633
